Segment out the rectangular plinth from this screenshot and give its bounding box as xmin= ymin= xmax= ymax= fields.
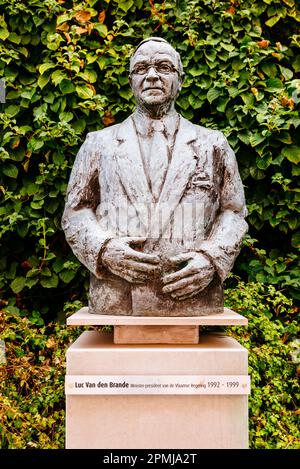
xmin=67 ymin=307 xmax=247 ymax=326
xmin=66 ymin=331 xmax=249 ymax=449
xmin=114 ymin=325 xmax=199 ymax=344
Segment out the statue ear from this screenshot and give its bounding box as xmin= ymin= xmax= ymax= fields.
xmin=178 ymin=73 xmax=185 ymax=92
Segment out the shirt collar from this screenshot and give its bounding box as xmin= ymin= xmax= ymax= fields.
xmin=132 ymin=110 xmax=179 ymax=138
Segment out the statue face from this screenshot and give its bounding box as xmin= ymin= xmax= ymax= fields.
xmin=129 ymin=41 xmax=182 ymax=108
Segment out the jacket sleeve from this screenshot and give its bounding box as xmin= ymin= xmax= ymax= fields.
xmin=61 ymin=132 xmax=110 ymax=278
xmin=198 ymin=133 xmax=248 ymax=282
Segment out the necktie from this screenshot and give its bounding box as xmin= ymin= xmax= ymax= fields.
xmin=148 ymin=120 xmax=169 ymax=201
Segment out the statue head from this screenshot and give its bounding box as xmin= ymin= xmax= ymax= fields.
xmin=129 ymin=37 xmax=184 ymax=114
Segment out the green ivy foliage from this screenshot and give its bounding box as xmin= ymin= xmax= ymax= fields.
xmin=225 ymin=279 xmax=299 ymax=449
xmin=0 ymin=0 xmax=299 ymax=316
xmin=0 ymin=282 xmax=299 ymax=449
xmin=0 ymin=305 xmax=83 ymax=448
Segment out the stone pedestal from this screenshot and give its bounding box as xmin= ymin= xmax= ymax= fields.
xmin=65 ymin=327 xmax=249 ymax=449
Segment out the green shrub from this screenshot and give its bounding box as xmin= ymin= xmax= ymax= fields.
xmin=0 ymin=280 xmax=299 ymax=449
xmin=0 ymin=0 xmax=299 ymax=319
xmin=0 ymin=308 xmax=79 ymax=448
xmin=225 ymin=279 xmax=299 ymax=449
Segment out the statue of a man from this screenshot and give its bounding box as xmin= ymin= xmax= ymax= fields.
xmin=62 ymin=37 xmax=248 ymax=316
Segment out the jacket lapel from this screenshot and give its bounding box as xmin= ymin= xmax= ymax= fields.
xmin=150 ymin=116 xmax=199 ymax=237
xmin=114 ymin=114 xmax=200 ymax=238
xmin=115 ymin=116 xmax=153 ymax=231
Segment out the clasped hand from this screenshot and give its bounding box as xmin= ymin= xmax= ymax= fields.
xmin=101 ymin=237 xmax=215 ymax=300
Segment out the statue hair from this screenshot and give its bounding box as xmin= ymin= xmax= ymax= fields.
xmin=130 ymin=37 xmax=184 ymax=79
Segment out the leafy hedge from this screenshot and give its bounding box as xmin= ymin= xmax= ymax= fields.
xmin=0 ymin=281 xmax=299 ymax=449
xmin=0 ymin=0 xmax=299 ymax=318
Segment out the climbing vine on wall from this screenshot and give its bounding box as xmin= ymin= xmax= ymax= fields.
xmin=0 ymin=0 xmax=299 ymax=318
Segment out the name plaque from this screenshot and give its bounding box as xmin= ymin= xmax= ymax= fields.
xmin=65 ymin=375 xmax=250 ymax=395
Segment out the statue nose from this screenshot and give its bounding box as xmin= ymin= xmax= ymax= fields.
xmin=145 ymin=66 xmax=159 ymax=79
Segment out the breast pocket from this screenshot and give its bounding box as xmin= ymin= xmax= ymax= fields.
xmin=189 ymin=171 xmax=213 ymax=190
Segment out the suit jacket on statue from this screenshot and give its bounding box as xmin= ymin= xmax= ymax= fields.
xmin=62 ymin=113 xmax=248 ymax=316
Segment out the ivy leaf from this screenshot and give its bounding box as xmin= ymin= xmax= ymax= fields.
xmin=292 ymin=55 xmax=300 ymax=73
xmin=291 ymin=232 xmax=300 ymax=249
xmin=261 ymin=63 xmax=277 ymax=78
xmin=265 ymin=15 xmax=281 ymax=27
xmin=288 ymin=218 xmax=298 ymax=230
xmin=98 ymin=11 xmax=106 ymax=23
xmin=118 ymin=0 xmax=134 ymax=12
xmin=45 ymin=199 xmax=59 ymax=214
xmin=39 ymin=63 xmax=55 ymax=75
xmin=51 ymin=70 xmax=67 ymax=86
xmin=59 ymin=111 xmax=73 ymax=122
xmin=119 ymin=88 xmax=133 ymax=101
xmin=9 ymin=32 xmax=21 ymax=44
xmin=241 ymin=93 xmax=255 ymax=106
xmin=238 ymin=132 xmax=250 ymax=145
xmin=93 ymin=24 xmax=108 ymax=37
xmin=189 ymin=67 xmax=203 ymax=77
xmin=57 ymin=13 xmax=71 ymax=25
xmin=228 ymin=87 xmax=240 ymax=98
xmin=272 ymin=155 xmax=284 ymax=166
xmin=73 ymin=119 xmax=86 ymax=133
xmin=11 ymin=277 xmax=26 ymax=293
xmin=276 ymin=132 xmax=292 ymax=144
xmin=41 ymin=274 xmax=58 ymax=289
xmin=28 ymin=139 xmax=44 ymax=152
xmin=256 ymin=156 xmax=272 ymax=170
xmin=31 ymin=200 xmax=44 ymax=209
xmin=250 ymin=133 xmax=265 ymax=147
xmin=0 ymin=29 xmax=9 ymax=40
xmin=59 ymin=79 xmax=75 ymax=94
xmin=60 ymin=270 xmax=76 ymax=283
xmin=281 ymin=146 xmax=300 ymax=164
xmin=188 ymin=94 xmax=202 ymax=109
xmin=292 ymin=164 xmax=300 ymax=176
xmin=279 ymin=66 xmax=293 ymax=81
xmin=38 ymin=74 xmax=50 ymax=89
xmin=250 ymin=166 xmax=265 ymax=180
xmin=207 ymin=88 xmax=221 ymax=103
xmin=266 ymin=78 xmax=283 ymax=92
xmin=76 ymin=85 xmax=95 ymax=99
xmin=25 ymin=278 xmax=39 ymax=288
xmin=6 ymin=105 xmax=20 ymax=117
xmin=3 ymin=164 xmax=18 ymax=178
xmin=74 ymin=11 xmax=92 ymax=23
xmin=256 ymin=272 xmax=268 ymax=282
xmin=216 ymin=98 xmax=229 ymax=113
xmin=53 ymin=259 xmax=64 ymax=273
xmin=177 ymin=97 xmax=189 ymax=110
xmin=78 ymin=70 xmax=98 ymax=83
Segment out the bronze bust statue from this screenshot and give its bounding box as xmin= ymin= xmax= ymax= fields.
xmin=62 ymin=37 xmax=248 ymax=316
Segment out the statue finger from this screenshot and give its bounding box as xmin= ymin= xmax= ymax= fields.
xmin=171 ymin=283 xmax=203 ymax=298
xmin=125 ymin=260 xmax=161 ymax=275
xmin=125 ymin=249 xmax=160 ymax=264
xmin=172 ymin=290 xmax=201 ymax=301
xmin=168 ymin=252 xmax=193 ymax=265
xmin=162 ymin=265 xmax=195 ymax=285
xmin=162 ymin=273 xmax=202 ymax=293
xmin=174 ymin=277 xmax=213 ymax=299
xmin=108 ymin=266 xmax=144 ymax=283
